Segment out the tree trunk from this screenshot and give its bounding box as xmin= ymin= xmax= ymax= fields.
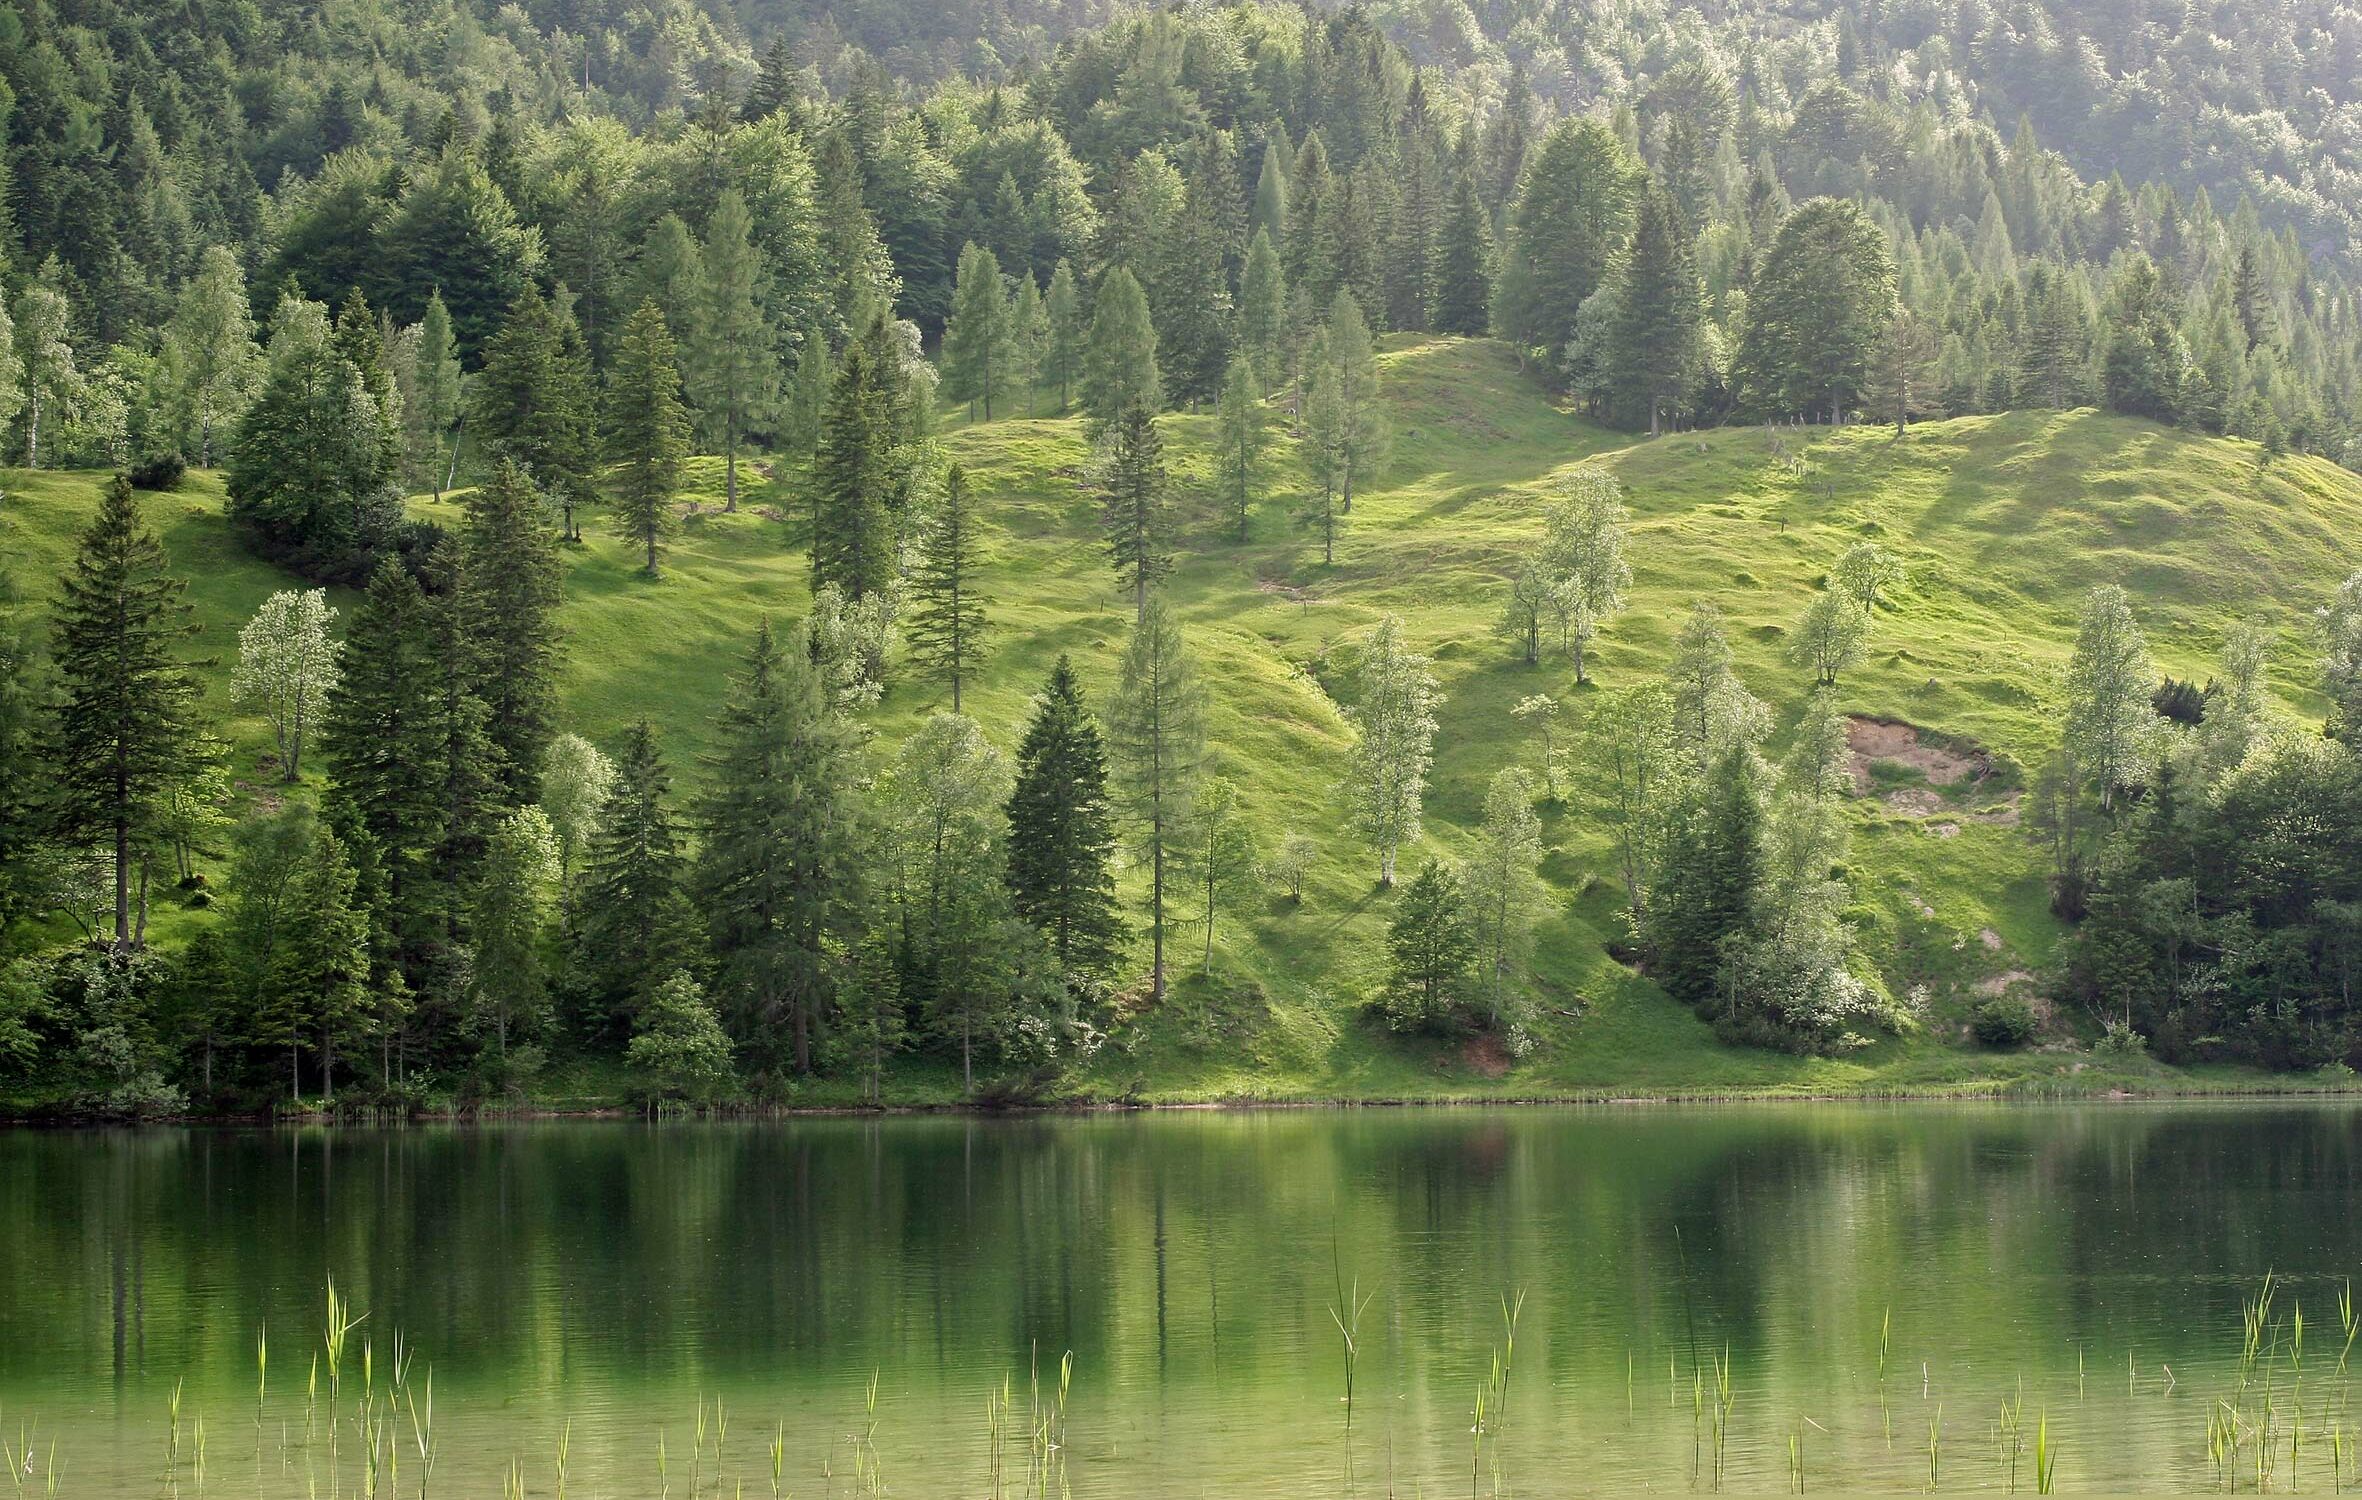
xmin=442 ymin=415 xmax=465 ymax=497
xmin=112 ymin=812 xmax=132 ymax=953
xmin=724 ymin=424 xmax=739 ymax=513
xmin=1150 ymin=809 xmax=1167 ymax=1001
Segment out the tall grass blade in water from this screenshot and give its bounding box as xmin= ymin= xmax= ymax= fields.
xmin=1327 ymin=1246 xmax=1375 ymax=1430
xmin=2033 ymin=1411 xmax=2057 ymax=1494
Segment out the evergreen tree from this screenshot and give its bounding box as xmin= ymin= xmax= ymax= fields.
xmin=472 ymin=285 xmax=598 ymax=541
xmin=2230 ymin=245 xmax=2274 ymax=352
xmin=1237 ymin=229 xmax=1289 ymax=387
xmin=782 ymin=327 xmax=832 ymax=459
xmin=322 ymin=562 xmax=447 ymax=972
xmin=1345 ymin=614 xmax=1439 ymax=886
xmin=941 ymin=242 xmax=1014 ymax=419
xmin=0 ymin=561 xmax=42 ymax=944
xmin=688 ymin=190 xmax=778 ymax=514
xmin=1428 ymin=171 xmax=1493 ymax=337
xmin=692 ymin=620 xmax=866 ymax=1075
xmin=2101 ymin=255 xmax=2190 ymax=423
xmin=1382 ymin=859 xmax=1476 ymax=1032
xmin=829 ymin=929 xmax=904 ymax=1105
xmin=1160 ymin=180 xmax=1236 ymax=405
xmin=1736 ymin=198 xmax=1897 ymax=422
xmin=1107 ymin=596 xmax=1207 ymax=1002
xmin=1042 ymin=259 xmax=1086 ymax=413
xmin=47 ymin=476 xmax=202 ymax=952
xmin=810 ymin=340 xmax=899 ymax=604
xmin=1094 ymin=401 xmax=1174 ymax=622
xmin=1082 ymin=266 xmax=1161 ymax=429
xmin=225 ymin=331 xmax=400 ymax=580
xmin=1867 ymin=306 xmax=1941 ymax=436
xmin=605 ymin=302 xmax=689 ymax=576
xmin=1005 ymin=656 xmax=1125 ymax=983
xmin=412 ymin=290 xmax=465 ymax=497
xmin=1251 ymin=137 xmax=1290 ymax=246
xmin=1607 ymin=186 xmax=1703 ymax=433
xmin=1214 ymin=356 xmax=1268 ymax=543
xmin=1302 ymin=293 xmax=1387 ymax=558
xmin=266 ymin=823 xmax=372 ymax=1103
xmin=459 ymin=460 xmax=567 ymax=805
xmin=578 ymin=722 xmax=696 ymax=1040
xmin=1492 ymin=119 xmax=1641 ymax=363
xmin=1648 ymin=748 xmax=1767 ymax=1009
xmin=907 ymin=464 xmax=990 ymax=709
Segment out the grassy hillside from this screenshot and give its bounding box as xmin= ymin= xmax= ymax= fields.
xmin=10 ymin=336 xmax=2362 ymax=1102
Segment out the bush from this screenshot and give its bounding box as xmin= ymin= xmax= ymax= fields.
xmin=128 ymin=452 xmax=187 ymax=492
xmin=1972 ymin=995 xmax=2038 ymax=1048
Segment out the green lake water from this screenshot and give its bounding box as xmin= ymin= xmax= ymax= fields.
xmin=1 ymin=1103 xmax=2357 ymax=1495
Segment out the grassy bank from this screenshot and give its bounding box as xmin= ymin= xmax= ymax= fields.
xmin=8 ymin=336 xmax=2362 ymax=1108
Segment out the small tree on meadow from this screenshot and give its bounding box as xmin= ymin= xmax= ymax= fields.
xmin=233 ymin=589 xmax=341 ymax=782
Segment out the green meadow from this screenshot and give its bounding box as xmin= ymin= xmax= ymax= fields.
xmin=11 ymin=334 xmax=2362 ymax=1104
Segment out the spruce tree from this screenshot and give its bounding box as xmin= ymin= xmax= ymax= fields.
xmin=1005 ymin=656 xmax=1125 ymax=983
xmin=265 ymin=824 xmax=372 ymax=1103
xmin=606 ymin=301 xmax=689 ymax=576
xmin=1648 ymin=748 xmax=1766 ymax=1010
xmin=1428 ymin=171 xmax=1494 ymax=337
xmin=810 ymin=340 xmax=898 ymax=604
xmin=322 ymin=562 xmax=446 ymax=971
xmin=1082 ymin=266 xmax=1161 ymax=429
xmin=578 ymin=722 xmax=696 ymax=1040
xmin=1735 ymin=198 xmax=1898 ymax=422
xmin=1382 ymin=859 xmax=1476 ymax=1032
xmin=1492 ymin=119 xmax=1641 ymax=362
xmin=226 ymin=332 xmax=400 ymax=580
xmin=472 ymin=284 xmax=599 ymax=541
xmin=692 ymin=620 xmax=866 ymax=1075
xmin=1107 ymin=596 xmax=1207 ymax=1003
xmin=459 ymin=460 xmax=567 ymax=805
xmin=908 ymin=464 xmax=991 ymax=709
xmin=941 ymin=242 xmax=1013 ymax=420
xmin=688 ymin=190 xmax=778 ymax=514
xmin=1607 ymin=186 xmax=1703 ymax=434
xmin=1094 ymin=401 xmax=1174 ymax=621
xmin=0 ymin=560 xmax=42 ymax=944
xmin=1237 ymin=229 xmax=1289 ymax=386
xmin=47 ymin=476 xmax=202 ymax=951
xmin=1160 ymin=180 xmax=1236 ymax=406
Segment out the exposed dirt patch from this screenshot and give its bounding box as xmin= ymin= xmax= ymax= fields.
xmin=1850 ymin=716 xmax=2022 ymax=825
xmin=1975 ymin=969 xmax=2036 ymax=997
xmin=1884 ymin=787 xmax=1947 ymax=815
xmin=1927 ymin=820 xmax=1961 ymax=838
xmin=1461 ymin=1032 xmax=1512 ymax=1079
xmin=1980 ymin=928 xmax=2004 ymax=951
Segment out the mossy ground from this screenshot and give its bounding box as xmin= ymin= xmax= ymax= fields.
xmin=8 ymin=335 xmax=2361 ymax=1107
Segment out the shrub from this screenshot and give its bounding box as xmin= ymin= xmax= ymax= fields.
xmin=128 ymin=452 xmax=188 ymax=492
xmin=1972 ymin=995 xmax=2038 ymax=1048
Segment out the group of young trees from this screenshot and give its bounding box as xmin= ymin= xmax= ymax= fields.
xmin=2037 ymin=577 xmax=2362 ymax=1070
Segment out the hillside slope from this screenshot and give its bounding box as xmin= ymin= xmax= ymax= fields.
xmin=8 ymin=336 xmax=2361 ymax=1100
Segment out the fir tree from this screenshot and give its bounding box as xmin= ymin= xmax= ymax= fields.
xmin=1492 ymin=119 xmax=1641 ymax=363
xmin=907 ymin=464 xmax=991 ymax=709
xmin=1428 ymin=171 xmax=1493 ymax=337
xmin=47 ymin=476 xmax=202 ymax=951
xmin=810 ymin=339 xmax=899 ymax=604
xmin=692 ymin=620 xmax=866 ymax=1075
xmin=413 ymin=289 xmax=465 ymax=497
xmin=1607 ymin=186 xmax=1703 ymax=434
xmin=1736 ymin=198 xmax=1897 ymax=422
xmin=605 ymin=301 xmax=689 ymax=576
xmin=1382 ymin=859 xmax=1476 ymax=1032
xmin=1005 ymin=656 xmax=1125 ymax=983
xmin=578 ymin=722 xmax=697 ymax=1040
xmin=472 ymin=285 xmax=599 ymax=540
xmin=459 ymin=460 xmax=567 ymax=805
xmin=322 ymin=562 xmax=447 ymax=971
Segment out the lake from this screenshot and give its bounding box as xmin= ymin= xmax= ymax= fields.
xmin=0 ymin=1103 xmax=2355 ymax=1495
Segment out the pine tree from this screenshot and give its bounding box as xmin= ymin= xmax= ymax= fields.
xmin=1107 ymin=596 xmax=1207 ymax=1002
xmin=0 ymin=560 xmax=42 ymax=944
xmin=459 ymin=460 xmax=566 ymax=805
xmin=1607 ymin=186 xmax=1702 ymax=433
xmin=605 ymin=302 xmax=689 ymax=576
xmin=1094 ymin=401 xmax=1173 ymax=621
xmin=578 ymin=722 xmax=697 ymax=1040
xmin=692 ymin=620 xmax=866 ymax=1075
xmin=1302 ymin=293 xmax=1387 ymax=558
xmin=1082 ymin=266 xmax=1161 ymax=429
xmin=811 ymin=340 xmax=899 ymax=604
xmin=941 ymin=242 xmax=1014 ymax=419
xmin=1214 ymin=356 xmax=1267 ymax=544
xmin=1042 ymin=260 xmax=1086 ymax=413
xmin=688 ymin=190 xmax=778 ymax=514
xmin=472 ymin=285 xmax=598 ymax=540
xmin=907 ymin=464 xmax=990 ymax=709
xmin=1006 ymin=656 xmax=1126 ymax=983
xmin=1345 ymin=614 xmax=1439 ymax=886
xmin=1736 ymin=198 xmax=1897 ymax=422
xmin=47 ymin=475 xmax=202 ymax=951
xmin=1251 ymin=137 xmax=1290 ymax=244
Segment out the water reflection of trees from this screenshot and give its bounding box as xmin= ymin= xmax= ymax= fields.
xmin=2 ymin=1107 xmax=2357 ymax=1415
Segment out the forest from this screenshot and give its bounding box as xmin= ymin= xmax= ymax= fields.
xmin=2 ymin=0 xmax=2362 ymax=1113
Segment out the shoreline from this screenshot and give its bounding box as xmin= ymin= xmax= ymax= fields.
xmin=8 ymin=1073 xmax=2360 ymax=1126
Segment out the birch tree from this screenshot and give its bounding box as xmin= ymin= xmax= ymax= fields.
xmin=233 ymin=589 xmax=341 ymax=782
xmin=1346 ymin=614 xmax=1440 ymax=885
